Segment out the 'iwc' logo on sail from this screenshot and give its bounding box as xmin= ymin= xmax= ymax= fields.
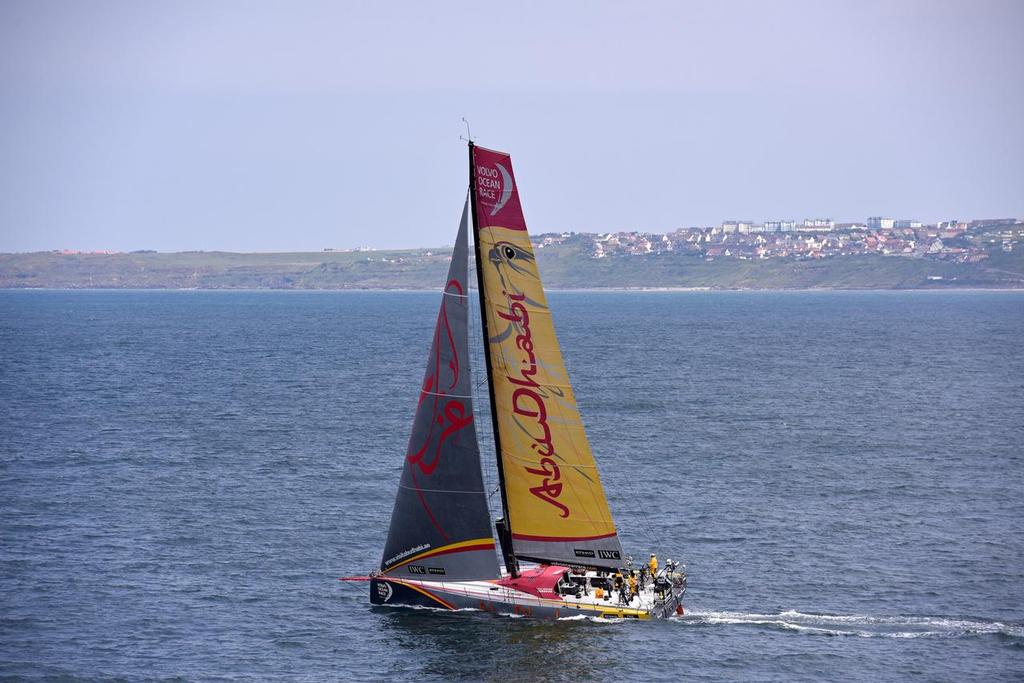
xmin=376 ymin=581 xmax=393 ymax=603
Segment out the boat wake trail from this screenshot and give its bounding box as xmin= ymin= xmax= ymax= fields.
xmin=676 ymin=610 xmax=1024 ymax=639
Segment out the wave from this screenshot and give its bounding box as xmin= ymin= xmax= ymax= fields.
xmin=374 ymin=603 xmax=482 ymax=614
xmin=676 ymin=609 xmax=1024 ymax=639
xmin=556 ymin=614 xmax=625 ymax=625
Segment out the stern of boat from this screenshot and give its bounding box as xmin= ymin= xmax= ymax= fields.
xmin=653 ymin=570 xmax=688 ymax=618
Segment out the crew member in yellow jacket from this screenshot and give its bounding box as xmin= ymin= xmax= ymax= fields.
xmin=648 ymin=553 xmax=658 ymax=576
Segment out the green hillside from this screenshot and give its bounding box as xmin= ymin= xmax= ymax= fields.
xmin=1 ymin=243 xmax=1022 ymax=290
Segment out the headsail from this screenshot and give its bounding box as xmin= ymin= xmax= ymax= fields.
xmin=379 ymin=199 xmax=500 ymax=581
xmin=470 ymin=145 xmax=624 ymax=570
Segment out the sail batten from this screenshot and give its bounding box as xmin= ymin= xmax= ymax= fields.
xmin=470 ymin=145 xmax=624 ymax=570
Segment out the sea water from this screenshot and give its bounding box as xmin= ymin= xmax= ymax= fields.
xmin=1 ymin=290 xmax=1022 ymax=681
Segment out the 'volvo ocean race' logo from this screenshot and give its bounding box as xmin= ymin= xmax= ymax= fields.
xmin=476 ymin=163 xmax=513 ymax=216
xmin=376 ymin=581 xmax=393 ymax=603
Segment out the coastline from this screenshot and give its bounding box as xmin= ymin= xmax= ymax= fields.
xmin=4 ymin=242 xmax=1021 ymax=292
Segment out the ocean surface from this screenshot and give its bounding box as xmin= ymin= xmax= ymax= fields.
xmin=1 ymin=289 xmax=1022 ymax=681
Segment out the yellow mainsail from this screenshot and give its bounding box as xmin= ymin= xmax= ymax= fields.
xmin=470 ymin=144 xmax=623 ymax=569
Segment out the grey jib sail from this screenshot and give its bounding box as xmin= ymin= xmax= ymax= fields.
xmin=378 ymin=199 xmax=500 ymax=581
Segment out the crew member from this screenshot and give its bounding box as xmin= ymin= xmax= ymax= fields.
xmin=628 ymin=571 xmax=638 ymax=603
xmin=613 ymin=571 xmax=626 ymax=604
xmin=648 ymin=553 xmax=658 ymax=577
xmin=595 ymin=585 xmax=606 ymax=601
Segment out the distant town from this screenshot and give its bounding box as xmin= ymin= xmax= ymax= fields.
xmin=534 ymin=216 xmax=1021 ymax=265
xmin=319 ymin=216 xmax=1022 ymax=268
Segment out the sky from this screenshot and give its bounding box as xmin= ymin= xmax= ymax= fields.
xmin=1 ymin=0 xmax=1022 ymax=252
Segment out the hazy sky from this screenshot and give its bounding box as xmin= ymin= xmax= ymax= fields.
xmin=1 ymin=0 xmax=1022 ymax=252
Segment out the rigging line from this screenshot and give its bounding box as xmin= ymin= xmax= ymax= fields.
xmin=420 ymin=390 xmax=473 ymax=398
xmin=621 ymin=476 xmax=657 ymax=542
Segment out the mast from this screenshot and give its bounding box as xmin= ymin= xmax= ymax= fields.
xmin=468 ymin=141 xmax=518 ymax=577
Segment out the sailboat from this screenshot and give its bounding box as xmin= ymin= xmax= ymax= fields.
xmin=345 ymin=143 xmax=687 ymax=620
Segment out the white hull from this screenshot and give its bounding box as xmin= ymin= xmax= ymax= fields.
xmin=369 ymin=567 xmax=687 ymax=620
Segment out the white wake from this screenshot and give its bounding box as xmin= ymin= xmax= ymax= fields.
xmin=676 ymin=609 xmax=1024 ymax=639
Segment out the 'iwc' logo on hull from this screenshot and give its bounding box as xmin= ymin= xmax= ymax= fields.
xmin=376 ymin=581 xmax=393 ymax=603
